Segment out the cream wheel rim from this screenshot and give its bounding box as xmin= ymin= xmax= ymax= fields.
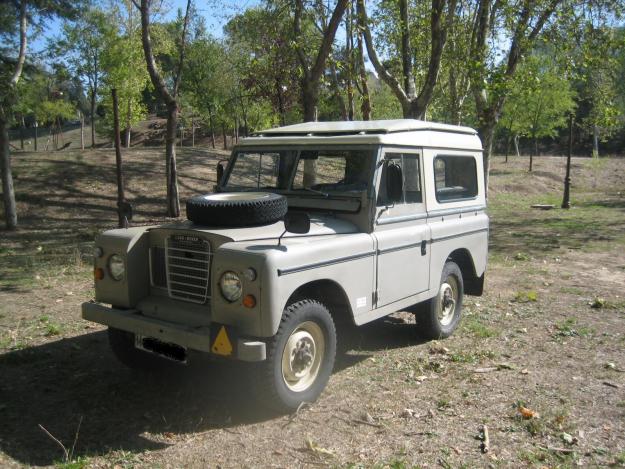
xmin=281 ymin=321 xmax=325 ymax=392
xmin=438 ymin=278 xmax=458 ymax=326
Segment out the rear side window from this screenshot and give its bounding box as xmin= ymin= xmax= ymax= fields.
xmin=434 ymin=156 xmax=478 ymax=202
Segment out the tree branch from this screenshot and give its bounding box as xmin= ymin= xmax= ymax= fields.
xmin=357 ymin=0 xmax=409 ymax=107
xmin=173 ymin=0 xmax=192 ymax=97
xmin=140 ymin=0 xmax=175 ymax=105
xmin=399 ymin=0 xmax=416 ymax=99
xmin=10 ymin=0 xmax=28 ymax=89
xmin=309 ymin=0 xmax=348 ymax=84
xmin=528 ymin=0 xmax=561 ymax=42
xmin=293 ymin=0 xmax=310 ymax=78
xmin=415 ymin=0 xmax=456 ymax=114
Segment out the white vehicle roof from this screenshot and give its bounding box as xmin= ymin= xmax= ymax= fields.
xmin=241 ymin=119 xmax=483 ymax=151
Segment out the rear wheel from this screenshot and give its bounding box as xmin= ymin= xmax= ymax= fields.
xmin=255 ymin=300 xmax=337 ymax=412
xmin=415 ymin=261 xmax=464 ymax=339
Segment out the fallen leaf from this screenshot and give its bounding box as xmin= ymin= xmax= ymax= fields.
xmin=520 ymin=369 xmax=530 ymax=375
xmin=363 ymin=412 xmax=375 ymax=424
xmin=474 ymin=367 xmax=498 ymax=373
xmin=497 ymin=363 xmax=514 ymax=370
xmin=305 ymin=438 xmax=334 ymax=457
xmin=561 ymin=432 xmax=577 ymax=445
xmin=519 ymin=406 xmax=539 ymax=419
xmin=429 ymin=344 xmax=449 ymax=355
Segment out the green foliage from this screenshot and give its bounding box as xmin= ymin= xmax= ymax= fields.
xmin=501 ymin=54 xmax=575 ymax=143
xmin=98 ymin=2 xmax=151 ymax=137
xmin=369 ymin=76 xmax=402 ymax=119
xmin=37 ymin=100 xmax=76 ymax=125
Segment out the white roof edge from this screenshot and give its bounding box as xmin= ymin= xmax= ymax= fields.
xmin=254 ymin=119 xmax=477 ymax=136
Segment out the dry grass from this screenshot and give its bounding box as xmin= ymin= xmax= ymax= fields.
xmin=1 ymin=149 xmax=625 ymax=468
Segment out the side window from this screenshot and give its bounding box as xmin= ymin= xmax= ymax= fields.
xmin=434 ymin=155 xmax=478 ymax=202
xmin=377 ymin=153 xmax=422 ymax=206
xmin=227 ymin=152 xmax=280 ymax=188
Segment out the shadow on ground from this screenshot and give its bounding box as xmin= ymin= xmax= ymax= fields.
xmin=0 ymin=315 xmax=423 ymax=466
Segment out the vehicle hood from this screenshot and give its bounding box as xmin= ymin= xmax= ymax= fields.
xmin=157 ymin=215 xmax=360 ymax=243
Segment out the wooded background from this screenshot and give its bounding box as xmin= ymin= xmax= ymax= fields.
xmin=1 ymin=0 xmax=624 ymax=229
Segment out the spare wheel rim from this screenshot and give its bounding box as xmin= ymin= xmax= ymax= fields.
xmin=202 ymin=192 xmax=273 ymax=201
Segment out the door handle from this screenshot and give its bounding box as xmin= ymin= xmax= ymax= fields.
xmin=421 ymin=240 xmax=427 ymax=256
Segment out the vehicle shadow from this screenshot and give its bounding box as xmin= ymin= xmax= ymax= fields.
xmin=0 ymin=314 xmax=423 ymax=466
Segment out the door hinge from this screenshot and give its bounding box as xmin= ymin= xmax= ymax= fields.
xmin=421 ymin=239 xmax=427 ymax=256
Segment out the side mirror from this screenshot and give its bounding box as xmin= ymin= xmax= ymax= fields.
xmin=284 ymin=211 xmax=310 ymax=234
xmin=386 ymin=162 xmax=403 ymax=203
xmin=216 ymin=161 xmax=225 ymax=185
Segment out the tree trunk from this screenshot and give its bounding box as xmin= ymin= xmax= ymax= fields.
xmin=329 ymin=61 xmax=347 ymax=120
xmin=222 ymin=123 xmax=227 ymax=150
xmin=208 ymin=105 xmax=215 ymax=149
xmin=80 ymin=112 xmax=85 ymax=150
xmin=19 ymin=115 xmax=24 ymax=150
xmin=165 ymin=103 xmax=180 ymax=217
xmin=34 ymin=122 xmax=38 ymax=151
xmin=90 ymin=88 xmax=96 ymax=148
xmin=356 ymin=19 xmax=371 ymax=120
xmin=505 ymin=134 xmax=511 ymax=163
xmin=514 ymin=134 xmax=520 ymax=157
xmin=529 ymin=134 xmax=537 ymax=172
xmin=276 ymin=78 xmax=286 ymax=126
xmin=345 ymin=0 xmax=355 ymax=120
xmin=478 ymin=120 xmax=496 ymax=194
xmin=125 ymin=98 xmax=131 ymax=148
xmin=139 ymin=0 xmax=189 ymax=218
xmin=191 ymin=117 xmax=195 ymax=147
xmin=593 ymin=124 xmax=599 ymax=158
xmin=302 ymin=81 xmax=319 ymax=122
xmin=0 ymin=116 xmax=17 ymax=230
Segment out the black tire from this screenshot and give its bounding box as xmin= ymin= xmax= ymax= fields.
xmin=415 ymin=261 xmax=464 ymax=340
xmin=186 ymin=192 xmax=288 ymax=227
xmin=254 ymin=300 xmax=337 ymax=412
xmin=108 ymin=328 xmax=170 ymax=371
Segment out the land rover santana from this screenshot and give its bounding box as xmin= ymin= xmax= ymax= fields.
xmin=82 ymin=119 xmax=488 ymax=411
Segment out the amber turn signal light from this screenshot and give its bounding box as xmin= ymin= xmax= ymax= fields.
xmin=94 ymin=267 xmax=105 ymax=280
xmin=242 ymin=294 xmax=256 ymax=308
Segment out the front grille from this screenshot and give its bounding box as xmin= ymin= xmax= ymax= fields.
xmin=164 ymin=235 xmax=211 ymax=304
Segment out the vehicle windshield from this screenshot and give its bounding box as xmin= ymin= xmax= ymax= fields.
xmin=223 ymin=147 xmax=376 ymax=196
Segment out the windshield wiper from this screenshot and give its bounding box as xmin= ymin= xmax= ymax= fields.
xmin=299 ymin=187 xmax=329 ymax=197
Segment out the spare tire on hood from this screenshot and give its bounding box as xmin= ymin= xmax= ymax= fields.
xmin=186 ymin=192 xmax=288 ymax=227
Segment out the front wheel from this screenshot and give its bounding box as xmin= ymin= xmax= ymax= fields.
xmin=255 ymin=300 xmax=337 ymax=412
xmin=415 ymin=261 xmax=464 ymax=339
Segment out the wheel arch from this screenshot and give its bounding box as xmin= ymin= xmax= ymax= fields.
xmin=283 ymin=279 xmax=355 ymax=326
xmin=447 ymin=248 xmax=484 ymax=296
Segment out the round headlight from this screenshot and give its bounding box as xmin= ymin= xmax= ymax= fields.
xmin=108 ymin=254 xmax=125 ymax=281
xmin=220 ymin=271 xmax=242 ymax=302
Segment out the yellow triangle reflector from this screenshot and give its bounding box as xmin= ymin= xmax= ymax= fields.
xmin=212 ymin=326 xmax=233 ymax=356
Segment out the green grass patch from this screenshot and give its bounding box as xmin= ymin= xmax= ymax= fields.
xmin=553 ymin=318 xmax=593 ymax=338
xmin=462 ymin=315 xmax=499 ymax=338
xmin=513 ymin=290 xmax=538 ymax=303
xmin=449 ymin=349 xmax=496 ymax=363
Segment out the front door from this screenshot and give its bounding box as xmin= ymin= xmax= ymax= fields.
xmin=373 ymin=150 xmax=431 ymax=308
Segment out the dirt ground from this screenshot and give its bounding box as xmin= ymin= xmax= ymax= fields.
xmin=1 ymin=148 xmax=624 ymax=469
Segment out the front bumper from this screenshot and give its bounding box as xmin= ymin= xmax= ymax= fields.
xmin=81 ymin=302 xmax=266 ymax=362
